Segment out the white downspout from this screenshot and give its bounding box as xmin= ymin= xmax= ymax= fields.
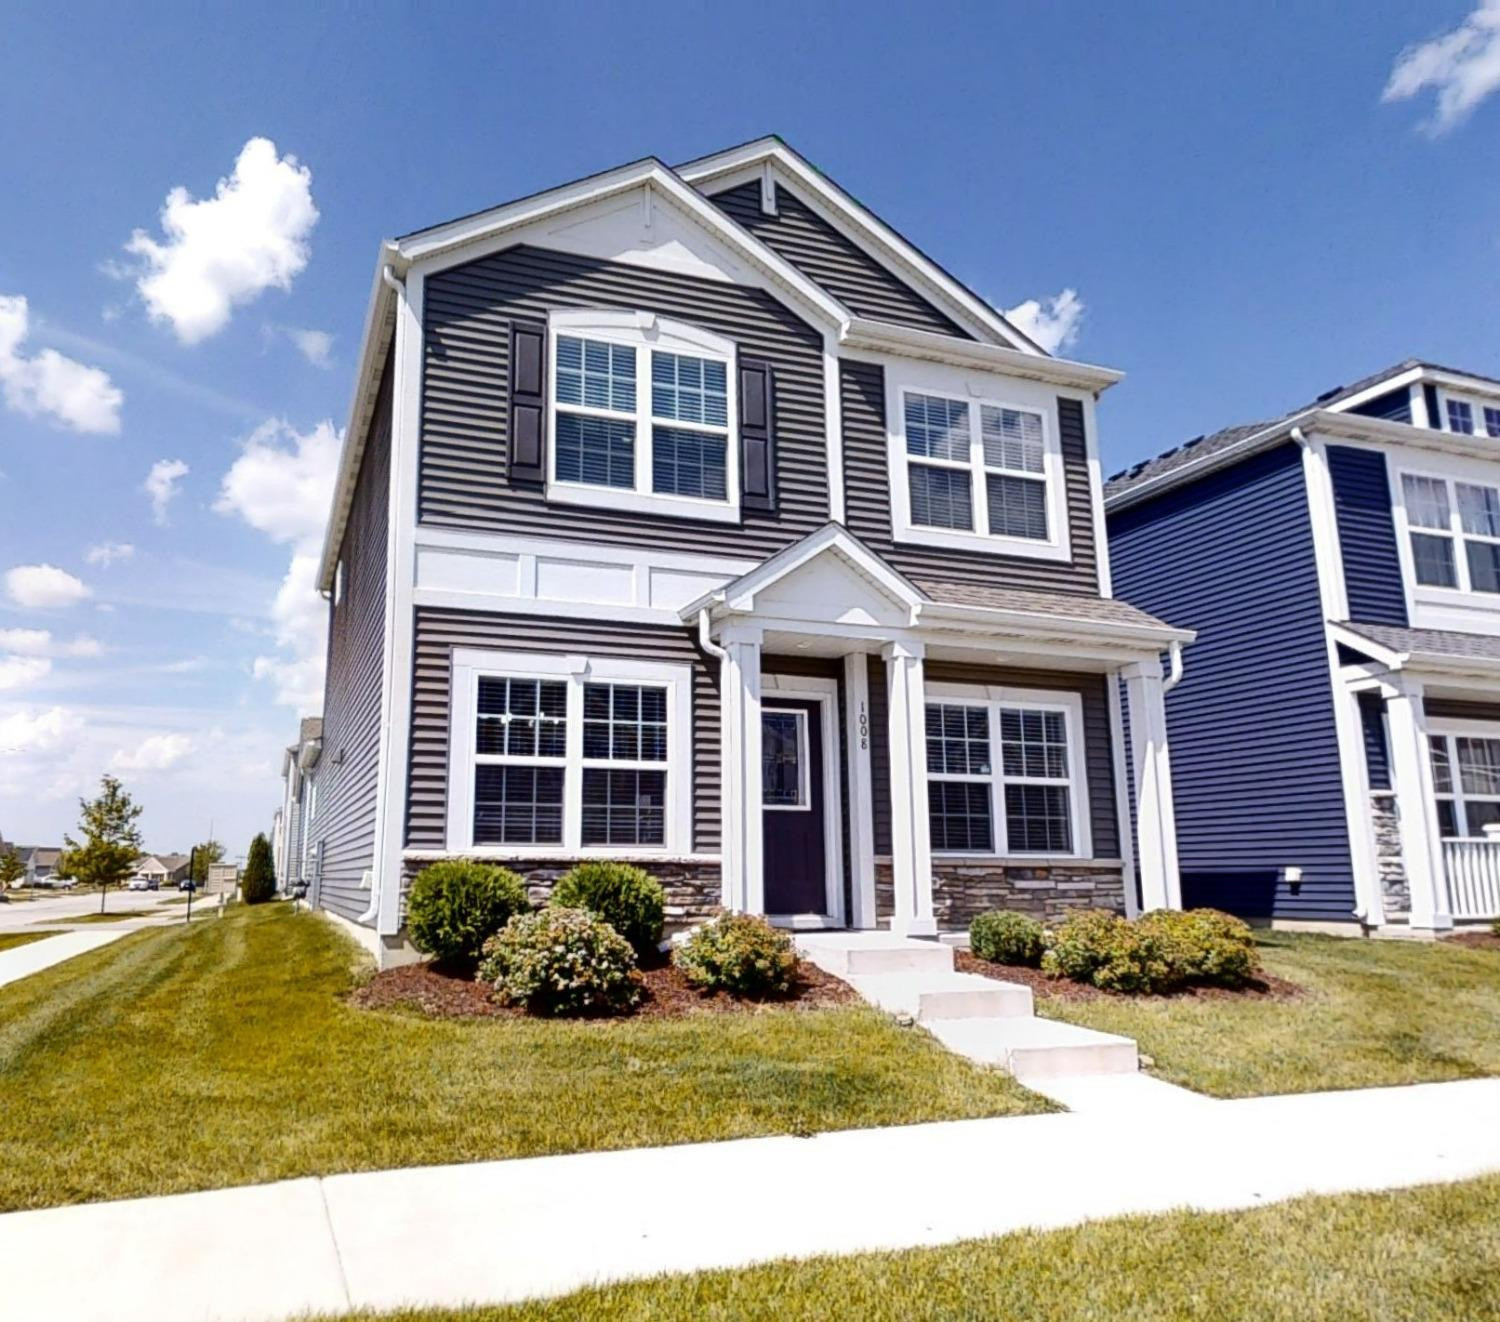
xmin=1163 ymin=639 xmax=1185 ymax=694
xmin=697 ymin=605 xmax=727 ymax=663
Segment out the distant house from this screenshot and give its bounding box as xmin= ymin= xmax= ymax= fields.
xmin=274 ymin=718 xmax=323 ymax=892
xmin=132 ymin=853 xmax=192 ymax=886
xmin=20 ymin=846 xmax=64 ymax=886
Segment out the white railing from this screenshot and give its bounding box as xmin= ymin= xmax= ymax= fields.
xmin=1442 ymin=838 xmax=1500 ymax=920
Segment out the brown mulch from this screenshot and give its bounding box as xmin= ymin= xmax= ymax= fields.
xmin=348 ymin=955 xmax=858 ymax=1021
xmin=954 ymin=949 xmax=1303 ymax=1003
xmin=1447 ymin=931 xmax=1500 ymax=952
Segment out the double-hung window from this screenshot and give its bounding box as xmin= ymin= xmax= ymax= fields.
xmin=890 ymin=376 xmax=1070 ymax=561
xmin=1400 ymin=471 xmax=1500 ymax=594
xmin=1429 ymin=731 xmax=1500 ymax=837
xmin=1446 ymin=400 xmax=1476 ymax=435
xmin=1485 ymin=407 xmax=1500 ymax=439
xmin=547 ymin=310 xmax=739 ymax=522
xmin=923 ymin=687 xmax=1090 ymax=857
xmin=448 ymin=649 xmax=693 ymax=854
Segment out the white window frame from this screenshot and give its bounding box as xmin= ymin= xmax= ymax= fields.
xmin=885 ymin=372 xmax=1072 ymax=562
xmin=445 ymin=647 xmax=693 ymax=856
xmin=761 ymin=707 xmax=811 ymax=813
xmin=1394 ymin=462 xmax=1500 ymax=598
xmin=1433 ymin=386 xmax=1500 ymax=439
xmin=923 ymin=683 xmax=1092 ymax=859
xmin=546 ymin=309 xmax=741 ymax=524
xmin=1427 ymin=716 xmax=1500 ymax=839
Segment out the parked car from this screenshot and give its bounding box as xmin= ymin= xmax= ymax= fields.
xmin=127 ymin=876 xmax=159 ymax=892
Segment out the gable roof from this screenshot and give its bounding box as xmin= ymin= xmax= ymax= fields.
xmin=1106 ymin=359 xmax=1500 ymax=511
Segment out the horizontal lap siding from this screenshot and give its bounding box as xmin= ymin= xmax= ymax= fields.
xmin=1109 ymin=442 xmax=1356 ymax=920
xmin=710 ymin=182 xmax=970 ymax=338
xmin=406 ymin=609 xmax=722 ymax=853
xmin=1327 ymin=445 xmax=1407 ymax=626
xmin=1424 ymin=698 xmax=1500 ymax=723
xmin=419 ymin=246 xmax=828 ymax=556
xmin=315 ymin=362 xmax=392 ymax=922
xmin=840 ymin=360 xmax=1099 ymax=592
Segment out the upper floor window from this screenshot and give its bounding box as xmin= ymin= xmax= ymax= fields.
xmin=887 ymin=374 xmax=1072 ymax=562
xmin=1447 ymin=400 xmax=1475 ymax=435
xmin=1485 ymin=407 xmax=1500 ymax=439
xmin=1400 ymin=471 xmax=1500 ymax=594
xmin=547 ymin=311 xmax=739 ymax=524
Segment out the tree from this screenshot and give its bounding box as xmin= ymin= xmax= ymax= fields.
xmin=189 ymin=839 xmax=224 ymax=884
xmin=0 ymin=846 xmax=23 ymax=894
xmin=63 ymin=775 xmax=144 ymax=914
xmin=241 ymin=833 xmax=275 ymax=905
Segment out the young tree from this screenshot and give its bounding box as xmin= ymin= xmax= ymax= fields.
xmin=241 ymin=833 xmax=275 ymax=905
xmin=0 ymin=846 xmax=24 ymax=894
xmin=189 ymin=839 xmax=225 ymax=884
xmin=64 ymin=775 xmax=144 ymax=914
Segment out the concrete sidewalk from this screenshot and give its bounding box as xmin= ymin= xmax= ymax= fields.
xmin=4 ymin=1076 xmax=1499 ymax=1322
xmin=0 ymin=929 xmax=131 ymax=990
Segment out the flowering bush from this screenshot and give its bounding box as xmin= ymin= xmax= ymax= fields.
xmin=406 ymin=860 xmax=530 ymax=966
xmin=479 ymin=907 xmax=641 ymax=1016
xmin=1138 ymin=907 xmax=1260 ymax=987
xmin=673 ymin=913 xmax=798 ymax=996
xmin=969 ymin=911 xmax=1046 ymax=967
xmin=549 ymin=861 xmax=665 ymax=955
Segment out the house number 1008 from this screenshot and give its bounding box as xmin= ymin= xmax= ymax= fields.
xmin=857 ymin=702 xmax=869 ymax=751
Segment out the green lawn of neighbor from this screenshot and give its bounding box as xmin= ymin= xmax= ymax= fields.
xmin=36 ymin=908 xmax=156 ymax=925
xmin=325 ymin=1174 xmax=1500 ymax=1322
xmin=0 ymin=931 xmax=53 ymax=953
xmin=0 ymin=903 xmax=1043 ymax=1213
xmin=1039 ymin=929 xmax=1500 ymax=1097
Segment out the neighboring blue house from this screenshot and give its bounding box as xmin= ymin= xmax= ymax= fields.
xmin=1106 ymin=360 xmax=1500 ymax=934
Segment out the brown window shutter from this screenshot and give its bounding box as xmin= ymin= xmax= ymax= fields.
xmin=739 ymin=358 xmax=775 ymax=512
xmin=508 ymin=320 xmax=548 ymax=486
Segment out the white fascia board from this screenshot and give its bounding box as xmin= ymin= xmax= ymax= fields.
xmin=916 ymin=600 xmax=1195 ymax=650
xmin=1321 ymin=365 xmax=1424 ymax=415
xmin=1421 ymin=368 xmax=1500 ymax=403
xmin=677 ymin=139 xmax=1039 ymax=353
xmin=840 ymin=318 xmax=1124 ymax=394
xmin=1311 ymin=409 xmax=1500 ymax=461
xmin=1328 ymin=623 xmax=1408 ymax=670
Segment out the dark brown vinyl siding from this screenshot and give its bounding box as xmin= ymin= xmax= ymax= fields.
xmin=867 ymin=656 xmax=1119 ymax=860
xmin=1425 ymin=698 xmax=1500 ymax=723
xmin=315 ymin=360 xmax=392 ymax=922
xmin=418 ymin=245 xmax=828 ymax=556
xmin=407 ymin=609 xmax=722 ymax=853
xmin=841 ymin=360 xmax=1100 ymax=593
xmin=710 ymin=182 xmax=971 ymax=338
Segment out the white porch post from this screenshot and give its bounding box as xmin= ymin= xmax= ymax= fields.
xmin=1122 ymin=658 xmax=1182 ymax=912
xmin=843 ymin=652 xmax=878 ymax=928
xmin=882 ymin=640 xmax=937 ymax=936
xmin=719 ymin=622 xmax=764 ymax=915
xmin=1384 ymin=680 xmax=1453 ymax=933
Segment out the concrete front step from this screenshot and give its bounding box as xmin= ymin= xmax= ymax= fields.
xmin=845 ymin=970 xmax=1033 ymax=1022
xmin=927 ymin=1017 xmax=1139 ymax=1081
xmin=793 ymin=931 xmax=954 ymax=977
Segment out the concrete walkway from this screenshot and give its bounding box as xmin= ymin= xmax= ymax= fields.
xmin=4 ymin=1076 xmax=1499 ymax=1322
xmin=0 ymin=929 xmax=131 ymax=990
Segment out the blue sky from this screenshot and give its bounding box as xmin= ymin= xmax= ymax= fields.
xmin=2 ymin=1 xmax=1498 ymax=854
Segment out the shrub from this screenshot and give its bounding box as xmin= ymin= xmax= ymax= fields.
xmin=550 ymin=861 xmax=665 ymax=954
xmin=674 ymin=913 xmax=798 ymax=996
xmin=1041 ymin=909 xmax=1182 ymax=994
xmin=1138 ymin=907 xmax=1260 ymax=987
xmin=406 ymin=860 xmax=530 ymax=966
xmin=479 ymin=907 xmax=641 ymax=1016
xmin=1492 ymin=916 xmax=1500 ymax=939
xmin=969 ymin=911 xmax=1045 ymax=967
xmin=240 ymin=833 xmax=275 ymax=905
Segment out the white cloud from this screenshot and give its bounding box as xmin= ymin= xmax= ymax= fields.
xmin=215 ymin=418 xmax=340 ymax=547
xmin=0 ymin=705 xmax=84 ymax=755
xmin=1003 ymin=288 xmax=1086 ymax=355
xmin=1383 ymin=1 xmax=1500 ymax=134
xmin=124 ymin=137 xmax=319 ymax=344
xmin=144 ymin=458 xmax=189 ymax=525
xmin=0 ymin=295 xmax=122 ymax=434
xmin=5 ymin=564 xmax=90 ymax=609
xmin=85 ymin=541 xmax=135 ymax=567
xmin=0 ymin=656 xmax=50 ymax=691
xmin=111 ymin=731 xmax=194 ymax=772
xmin=0 ymin=629 xmax=102 ymax=658
xmin=268 ymin=325 xmax=334 ymax=368
xmin=250 ymin=551 xmax=327 ymax=711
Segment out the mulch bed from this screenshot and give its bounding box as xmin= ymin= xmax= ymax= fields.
xmin=954 ymin=949 xmax=1302 ymax=1003
xmin=348 ymin=955 xmax=859 ymax=1021
xmin=1447 ymin=931 xmax=1500 ymax=953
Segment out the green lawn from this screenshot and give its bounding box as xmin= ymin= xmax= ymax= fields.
xmin=35 ymin=908 xmax=155 ymax=925
xmin=0 ymin=931 xmax=52 ymax=953
xmin=325 ymin=1174 xmax=1500 ymax=1321
xmin=1040 ymin=930 xmax=1500 ymax=1097
xmin=0 ymin=903 xmax=1042 ymax=1213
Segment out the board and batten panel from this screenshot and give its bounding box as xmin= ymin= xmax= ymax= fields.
xmin=418 ymin=245 xmax=828 ymax=557
xmin=709 ymin=182 xmax=971 ymax=338
xmin=1109 ymin=441 xmax=1357 ymax=921
xmin=406 ymin=608 xmax=722 ymax=854
xmin=840 ymin=360 xmax=1100 ymax=592
xmin=1326 ymin=445 xmax=1408 ymax=627
xmin=314 ymin=359 xmax=393 ymax=922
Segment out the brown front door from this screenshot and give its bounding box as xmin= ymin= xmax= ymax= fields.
xmin=761 ymin=699 xmax=828 ymax=914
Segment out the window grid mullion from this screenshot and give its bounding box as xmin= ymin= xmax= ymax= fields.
xmin=1448 ymin=484 xmax=1474 ymax=592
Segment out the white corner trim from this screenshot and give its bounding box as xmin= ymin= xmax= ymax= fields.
xmin=824 ymin=334 xmax=846 ymax=523
xmin=1083 ymin=392 xmax=1113 ymax=597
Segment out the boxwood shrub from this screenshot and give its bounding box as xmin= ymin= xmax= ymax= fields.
xmin=479 ymin=907 xmax=641 ymax=1016
xmin=673 ymin=913 xmax=798 ymax=996
xmin=1138 ymin=907 xmax=1260 ymax=987
xmin=1042 ymin=907 xmax=1261 ymax=994
xmin=549 ymin=861 xmax=665 ymax=954
xmin=405 ymin=860 xmax=530 ymax=966
xmin=969 ymin=911 xmax=1045 ymax=967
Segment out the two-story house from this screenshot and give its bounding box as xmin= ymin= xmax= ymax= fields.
xmin=304 ymin=138 xmax=1191 ymax=965
xmin=273 ymin=717 xmax=322 ymax=893
xmin=1106 ymin=360 xmax=1500 ymax=935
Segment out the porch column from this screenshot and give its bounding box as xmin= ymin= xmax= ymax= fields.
xmin=843 ymin=652 xmax=878 ymax=928
xmin=1384 ymin=680 xmax=1453 ymax=932
xmin=719 ymin=622 xmax=764 ymax=915
xmin=882 ymin=639 xmax=937 ymax=936
xmin=1121 ymin=659 xmax=1182 ymax=912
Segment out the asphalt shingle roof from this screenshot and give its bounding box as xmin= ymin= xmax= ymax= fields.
xmin=915 ymin=579 xmax=1177 ymax=631
xmin=1340 ymin=621 xmax=1500 ymax=665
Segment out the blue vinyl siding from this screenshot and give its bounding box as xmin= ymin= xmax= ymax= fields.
xmin=1326 ymin=445 xmax=1408 ymax=626
xmin=1347 ymin=387 xmax=1412 ymax=424
xmin=1108 ymin=442 xmax=1357 ymax=921
xmin=1357 ymin=692 xmax=1391 ymax=790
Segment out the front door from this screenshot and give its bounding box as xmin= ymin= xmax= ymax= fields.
xmin=761 ymin=698 xmax=828 ymax=914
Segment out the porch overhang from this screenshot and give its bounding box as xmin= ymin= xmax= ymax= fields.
xmin=1331 ymin=621 xmax=1500 ymax=689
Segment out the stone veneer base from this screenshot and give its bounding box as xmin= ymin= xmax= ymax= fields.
xmin=874 ymin=859 xmax=1127 ymax=930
